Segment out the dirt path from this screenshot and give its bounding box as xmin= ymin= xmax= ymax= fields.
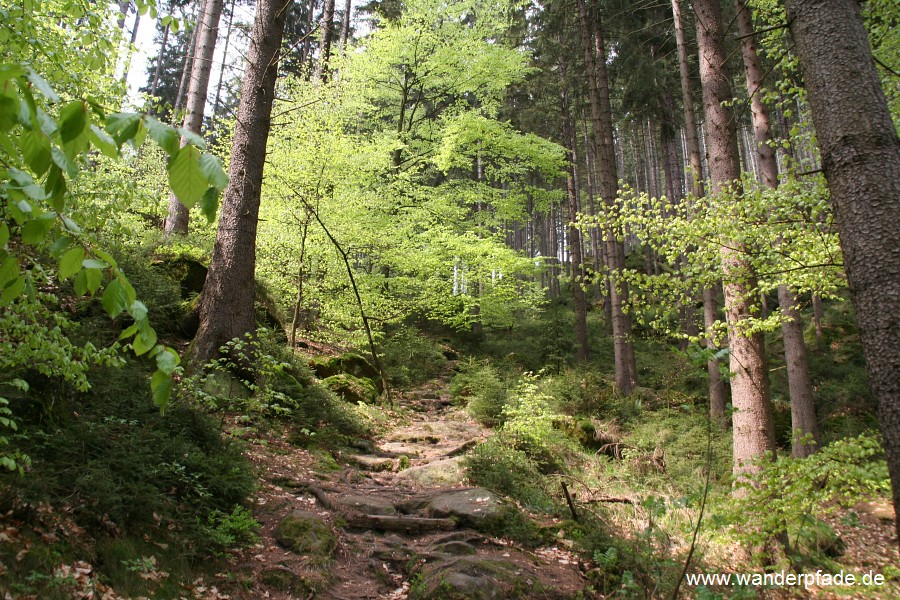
xmin=227 ymin=369 xmax=590 ymax=599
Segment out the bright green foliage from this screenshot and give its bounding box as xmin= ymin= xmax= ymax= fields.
xmin=719 ymin=432 xmax=890 ymax=556
xmin=585 ymin=174 xmax=843 ymax=344
xmin=258 ymin=0 xmax=565 ymax=344
xmin=0 ymin=57 xmax=227 ymax=427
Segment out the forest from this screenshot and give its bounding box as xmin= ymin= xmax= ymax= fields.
xmin=0 ymin=0 xmax=898 ymax=597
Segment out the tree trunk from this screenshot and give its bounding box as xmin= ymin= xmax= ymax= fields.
xmin=811 ymin=293 xmax=824 ymax=346
xmin=785 ymin=0 xmax=900 ymax=542
xmin=779 ymin=285 xmax=820 ymax=457
xmin=174 ymin=0 xmax=205 ymax=115
xmin=212 ymin=0 xmax=238 ymax=119
xmin=193 ymin=0 xmax=292 ymax=364
xmin=165 ymin=0 xmax=225 ymax=236
xmin=338 ymin=0 xmax=352 ymax=52
xmin=560 ymin=75 xmax=590 ymax=363
xmin=149 ymin=23 xmax=171 ymax=100
xmin=576 ymin=0 xmax=636 ymax=394
xmin=314 ymin=0 xmax=336 ymax=81
xmin=735 ymin=0 xmax=819 ymax=457
xmin=673 ymin=0 xmax=726 ymax=419
xmin=695 ymin=0 xmax=775 ymax=477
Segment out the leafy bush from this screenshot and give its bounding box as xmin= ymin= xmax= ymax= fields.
xmin=464 ymin=439 xmax=553 ymax=510
xmin=380 ymin=324 xmax=448 ymax=387
xmin=6 ymin=360 xmax=256 ymax=557
xmin=717 ymin=432 xmax=889 ymax=559
xmin=449 ymin=359 xmax=509 ymax=426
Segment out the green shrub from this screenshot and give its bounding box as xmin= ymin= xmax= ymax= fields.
xmin=449 ymin=359 xmax=509 ymax=426
xmin=380 ymin=325 xmax=448 ymax=387
xmin=464 ymin=439 xmax=553 ymax=510
xmin=6 ymin=360 xmax=256 ymax=559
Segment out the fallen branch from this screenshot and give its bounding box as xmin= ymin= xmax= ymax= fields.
xmin=583 ymin=496 xmax=636 ymax=505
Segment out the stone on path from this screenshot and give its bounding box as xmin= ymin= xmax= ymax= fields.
xmin=397 ymin=457 xmax=465 ymax=486
xmin=333 ymin=494 xmax=397 ymax=516
xmin=275 ymin=510 xmax=337 ymax=561
xmin=427 ymin=487 xmax=506 ymax=529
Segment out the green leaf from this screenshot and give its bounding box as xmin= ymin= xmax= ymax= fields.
xmin=58 ymin=247 xmax=84 ymax=280
xmin=19 ymin=130 xmax=51 ymax=176
xmin=58 ymin=100 xmax=87 ymax=144
xmin=0 ymin=256 xmax=19 ymax=286
xmin=21 ymin=214 xmax=55 ymax=244
xmin=118 ymin=322 xmax=139 ymax=340
xmin=101 ymin=278 xmax=127 ymax=318
xmin=73 ymin=269 xmax=88 ymax=295
xmin=0 ymin=87 xmax=20 ymax=132
xmin=0 ymin=222 xmax=8 ymax=248
xmin=199 ymin=154 xmax=228 ymax=189
xmin=167 ymin=144 xmax=206 ymax=208
xmin=25 ymin=69 xmax=59 ymax=103
xmin=151 ymin=369 xmax=173 ymax=410
xmin=199 ymin=186 xmax=219 ymax=223
xmin=155 ymin=347 xmax=180 ymax=375
xmin=89 ymin=124 xmax=117 ymax=158
xmin=82 ymin=258 xmax=109 ymax=269
xmin=145 ymin=116 xmax=180 ymax=155
xmin=130 ymin=300 xmax=148 ymax=321
xmin=61 ymin=215 xmax=82 ymax=234
xmin=133 ymin=322 xmax=158 ymax=356
xmin=93 ymin=249 xmax=117 ymax=268
xmin=51 ymin=145 xmax=77 ymax=178
xmin=105 ymin=112 xmax=141 ymax=146
xmin=0 ymin=275 xmax=24 ymax=306
xmin=84 ymin=267 xmax=102 ymax=294
xmin=176 ymin=127 xmax=206 ymax=150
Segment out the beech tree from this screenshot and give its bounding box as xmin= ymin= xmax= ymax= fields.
xmin=193 ymin=0 xmax=293 ymax=362
xmin=785 ymin=0 xmax=900 ymax=543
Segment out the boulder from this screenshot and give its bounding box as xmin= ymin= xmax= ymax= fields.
xmin=409 ymin=556 xmax=532 ymax=600
xmin=333 ymin=494 xmax=397 ymax=516
xmin=427 ymin=488 xmax=505 ymax=529
xmin=275 ymin=510 xmax=337 ymax=561
xmin=322 ymin=373 xmax=378 ymax=404
xmin=398 ymin=458 xmax=465 ymax=486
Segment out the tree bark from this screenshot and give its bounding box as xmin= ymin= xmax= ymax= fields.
xmin=785 ymin=0 xmax=900 ymax=542
xmin=694 ymin=0 xmax=775 ymax=477
xmin=148 ymin=22 xmax=171 ymax=100
xmin=165 ymin=0 xmax=225 ymax=236
xmin=735 ymin=0 xmax=819 ymax=457
xmin=212 ymin=0 xmax=237 ymax=119
xmin=576 ymin=0 xmax=636 ymax=394
xmin=560 ymin=75 xmax=590 ymax=363
xmin=174 ymin=0 xmax=205 ymax=115
xmin=672 ymin=0 xmax=726 ymax=420
xmin=193 ymin=0 xmax=292 ymax=363
xmin=314 ymin=0 xmax=336 ymax=81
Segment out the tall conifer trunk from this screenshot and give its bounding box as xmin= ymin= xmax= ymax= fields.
xmin=576 ymin=0 xmax=636 ymax=394
xmin=193 ymin=0 xmax=293 ymax=363
xmin=165 ymin=0 xmax=225 ymax=235
xmin=672 ymin=0 xmax=727 ymax=420
xmin=785 ymin=0 xmax=900 ymax=542
xmin=559 ymin=65 xmax=590 ymax=363
xmin=694 ymin=0 xmax=776 ymax=478
xmin=735 ymin=0 xmax=819 ymax=457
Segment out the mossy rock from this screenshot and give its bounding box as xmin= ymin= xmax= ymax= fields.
xmin=409 ymin=556 xmax=537 ymax=600
xmin=275 ymin=511 xmax=337 ymax=561
xmin=310 ymin=352 xmax=382 ymax=391
xmin=260 ymin=566 xmax=313 ymax=595
xmin=322 ymin=373 xmax=378 ymax=404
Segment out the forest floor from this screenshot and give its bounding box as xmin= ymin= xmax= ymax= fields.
xmin=217 ymin=365 xmax=590 ymax=599
xmin=208 ymin=363 xmax=899 ymax=599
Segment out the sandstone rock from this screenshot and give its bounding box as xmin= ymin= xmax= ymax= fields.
xmin=275 ymin=510 xmax=337 ymax=561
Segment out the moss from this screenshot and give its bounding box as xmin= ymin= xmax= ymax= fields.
xmin=275 ymin=511 xmax=337 ymax=563
xmin=321 ymin=373 xmax=378 ymax=404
